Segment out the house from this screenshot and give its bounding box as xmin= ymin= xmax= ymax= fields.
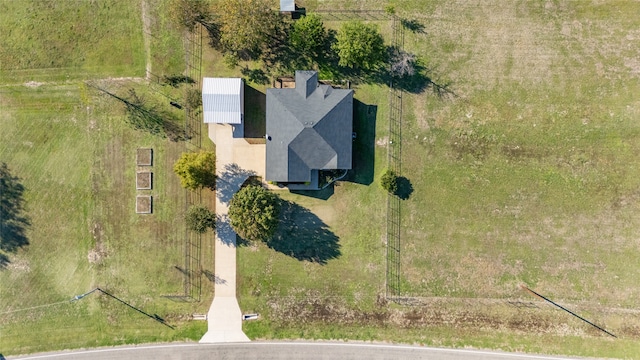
xmin=266 ymin=70 xmax=353 ymax=190
xmin=202 ymin=77 xmax=244 ymax=138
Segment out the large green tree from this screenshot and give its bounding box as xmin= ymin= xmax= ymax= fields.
xmin=173 ymin=151 xmax=216 ymax=190
xmin=186 ymin=205 xmax=216 ymax=233
xmin=289 ymin=13 xmax=330 ymax=69
xmin=0 ymin=162 xmax=30 ymax=267
xmin=334 ymin=21 xmax=386 ymax=70
xmin=215 ymin=0 xmax=283 ymax=60
xmin=228 ymin=185 xmax=280 ymax=242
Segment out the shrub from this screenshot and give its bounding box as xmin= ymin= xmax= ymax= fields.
xmin=173 ymin=151 xmax=216 ymax=190
xmin=380 ymin=169 xmax=398 ymax=194
xmin=186 ymin=205 xmax=216 ymax=233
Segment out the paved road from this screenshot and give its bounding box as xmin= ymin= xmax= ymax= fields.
xmin=10 ymin=342 xmax=586 ymax=360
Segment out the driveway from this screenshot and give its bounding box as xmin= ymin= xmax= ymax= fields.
xmin=200 ymin=123 xmax=265 ymax=343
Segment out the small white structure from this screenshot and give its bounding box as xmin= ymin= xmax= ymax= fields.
xmin=280 ymin=0 xmax=295 ymax=12
xmin=202 ymin=77 xmax=244 ymax=137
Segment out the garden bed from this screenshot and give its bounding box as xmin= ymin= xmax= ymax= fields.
xmin=136 ymin=148 xmax=153 ymax=166
xmin=136 ymin=172 xmax=153 ymax=190
xmin=136 ymin=195 xmax=153 ymax=214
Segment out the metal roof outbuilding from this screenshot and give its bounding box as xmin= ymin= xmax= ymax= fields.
xmin=202 ymin=77 xmax=244 ymax=124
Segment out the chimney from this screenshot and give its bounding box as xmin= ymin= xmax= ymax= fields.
xmin=295 ymin=70 xmax=318 ymax=98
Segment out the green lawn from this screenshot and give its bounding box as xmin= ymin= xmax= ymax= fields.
xmin=3 ymin=0 xmax=640 ymax=358
xmin=0 ymin=0 xmax=212 ymax=355
xmin=237 ymin=1 xmax=640 ymax=358
xmin=0 ymin=82 xmax=213 ymax=355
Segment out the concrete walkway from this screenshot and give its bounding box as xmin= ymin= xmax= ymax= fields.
xmin=200 ymin=124 xmax=265 ymax=343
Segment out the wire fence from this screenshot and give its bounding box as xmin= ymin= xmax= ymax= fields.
xmin=314 ymin=9 xmax=393 ymax=21
xmin=385 ymin=15 xmax=404 ymax=299
xmin=167 ymin=24 xmax=205 ymax=303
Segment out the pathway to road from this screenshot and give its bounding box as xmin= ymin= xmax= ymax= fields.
xmin=199 ymin=124 xmax=265 ymax=343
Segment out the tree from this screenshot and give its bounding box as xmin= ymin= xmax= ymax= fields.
xmin=168 ymin=0 xmax=212 ymax=31
xmin=228 ymin=185 xmax=280 ymax=242
xmin=334 ymin=21 xmax=386 ymax=70
xmin=215 ymin=0 xmax=283 ymax=60
xmin=186 ymin=205 xmax=216 ymax=233
xmin=289 ymin=13 xmax=330 ymax=69
xmin=173 ymin=151 xmax=216 ymax=190
xmin=380 ymin=168 xmax=398 ymax=194
xmin=390 ymin=49 xmax=417 ymax=78
xmin=0 ymin=162 xmax=30 ymax=267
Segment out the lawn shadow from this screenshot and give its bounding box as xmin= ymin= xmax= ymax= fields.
xmin=290 ymin=185 xmax=334 ymax=200
xmin=217 ymin=163 xmax=256 ymax=204
xmin=345 ymin=100 xmax=377 ymax=186
xmin=243 ymin=84 xmax=266 ymax=139
xmin=267 ymin=200 xmax=341 ymax=264
xmin=395 ymin=176 xmax=414 ymax=200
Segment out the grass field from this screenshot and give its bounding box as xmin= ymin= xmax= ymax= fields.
xmin=3 ymin=0 xmax=640 ymax=358
xmin=0 ymin=0 xmax=212 ymax=355
xmin=237 ymin=1 xmax=640 ymax=358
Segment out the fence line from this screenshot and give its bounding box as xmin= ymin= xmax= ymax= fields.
xmin=385 ymin=16 xmax=404 ymax=299
xmin=180 ymin=24 xmax=204 ymax=302
xmin=315 ymin=9 xmax=393 ymax=21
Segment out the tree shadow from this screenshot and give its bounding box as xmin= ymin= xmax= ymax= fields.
xmin=345 ymin=100 xmax=376 ymax=186
xmin=243 ymin=84 xmax=266 ymax=139
xmin=0 ymin=163 xmax=30 ymax=269
xmin=0 ymin=253 xmax=9 ymax=269
xmin=395 ymin=176 xmax=414 ymax=200
xmin=267 ymin=200 xmax=341 ymax=264
xmin=216 ymin=214 xmax=236 ymax=246
xmin=241 ymin=67 xmax=270 ymax=85
xmin=216 ymin=163 xmax=256 ymax=204
xmin=401 ymin=18 xmax=426 ymax=34
xmin=202 ymin=269 xmax=228 ymax=285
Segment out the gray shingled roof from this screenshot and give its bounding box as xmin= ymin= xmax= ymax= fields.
xmin=266 ymin=71 xmax=353 ymax=182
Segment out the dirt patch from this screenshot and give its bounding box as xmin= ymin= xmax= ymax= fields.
xmin=6 ymin=258 xmax=30 ymax=272
xmin=265 ymin=292 xmax=638 ymax=338
xmin=88 ymin=222 xmax=107 ymax=264
xmin=376 ymin=136 xmax=388 ymax=146
xmin=24 ymin=81 xmax=44 ymax=88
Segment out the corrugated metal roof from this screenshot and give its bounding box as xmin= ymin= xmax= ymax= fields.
xmin=202 ymin=78 xmax=243 ymax=124
xmin=280 ymin=0 xmax=295 ymax=11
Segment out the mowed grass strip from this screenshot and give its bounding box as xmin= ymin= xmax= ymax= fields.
xmin=0 ymin=83 xmax=209 ymax=355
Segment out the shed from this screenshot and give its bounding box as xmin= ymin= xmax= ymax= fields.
xmin=202 ymin=78 xmax=244 ymax=124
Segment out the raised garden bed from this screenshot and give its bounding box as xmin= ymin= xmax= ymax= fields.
xmin=136 ymin=148 xmax=153 ymax=166
xmin=136 ymin=172 xmax=153 ymax=190
xmin=136 ymin=195 xmax=152 ymax=214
